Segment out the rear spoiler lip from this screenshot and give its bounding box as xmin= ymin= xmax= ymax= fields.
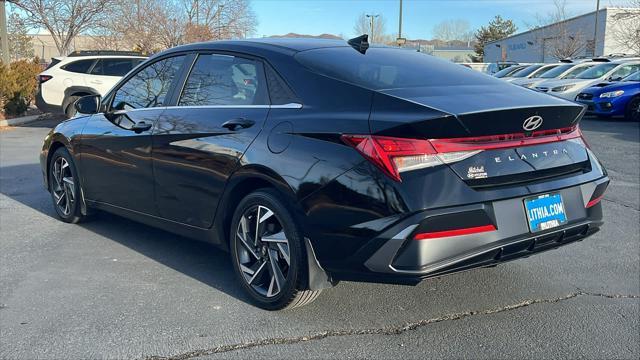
xmin=455 ymin=103 xmax=585 ymax=117
xmin=373 ymin=90 xmax=586 ymax=135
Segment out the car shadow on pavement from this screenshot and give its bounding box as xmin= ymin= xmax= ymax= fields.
xmin=0 ymin=163 xmax=251 ymax=304
xmin=0 ymin=163 xmax=583 ymax=314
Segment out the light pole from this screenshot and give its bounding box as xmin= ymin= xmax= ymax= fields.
xmin=218 ymin=4 xmax=224 ymax=39
xmin=398 ymin=0 xmax=403 ymax=46
xmin=593 ymin=0 xmax=600 ymax=56
xmin=365 ymin=14 xmax=379 ymax=43
xmin=1 ymin=0 xmax=9 ymax=64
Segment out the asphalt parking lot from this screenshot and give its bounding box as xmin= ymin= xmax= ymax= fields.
xmin=0 ymin=117 xmax=638 ymax=359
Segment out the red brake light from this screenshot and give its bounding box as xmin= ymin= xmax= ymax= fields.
xmin=341 ymin=135 xmax=438 ymax=182
xmin=414 ymin=224 xmax=497 ymax=240
xmin=428 ymin=126 xmax=581 ymax=153
xmin=39 ymin=75 xmax=53 ymax=84
xmin=586 ymin=195 xmax=604 ymax=208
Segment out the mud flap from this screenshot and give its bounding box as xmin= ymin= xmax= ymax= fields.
xmin=305 ymin=238 xmax=334 ymax=290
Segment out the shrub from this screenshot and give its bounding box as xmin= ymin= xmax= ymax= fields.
xmin=0 ymin=58 xmax=42 ymax=116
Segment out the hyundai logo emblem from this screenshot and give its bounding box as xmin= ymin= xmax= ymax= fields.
xmin=523 ymin=115 xmax=543 ymax=131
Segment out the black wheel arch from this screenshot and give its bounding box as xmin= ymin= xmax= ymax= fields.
xmin=45 ymin=134 xmax=89 ymax=215
xmin=217 ymin=171 xmax=334 ymax=291
xmin=62 ymin=86 xmax=100 ymax=113
xmin=213 ymin=164 xmax=299 ymax=252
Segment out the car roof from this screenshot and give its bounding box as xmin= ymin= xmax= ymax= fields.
xmin=162 ymin=38 xmax=350 ymax=56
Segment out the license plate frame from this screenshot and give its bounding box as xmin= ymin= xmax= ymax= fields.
xmin=524 ymin=193 xmax=568 ymax=233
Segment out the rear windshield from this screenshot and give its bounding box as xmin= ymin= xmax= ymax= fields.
xmin=44 ymin=58 xmax=61 ymax=70
xmin=576 ymin=63 xmax=617 ymax=79
xmin=295 ymin=47 xmax=494 ymax=90
xmin=510 ymin=65 xmax=543 ymax=78
xmin=538 ymin=64 xmax=573 ymax=78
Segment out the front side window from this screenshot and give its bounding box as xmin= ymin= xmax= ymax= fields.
xmin=623 ymin=71 xmax=640 ymax=81
xmin=179 ymin=54 xmax=268 ymax=106
xmin=61 ymin=59 xmax=95 ymax=73
xmin=112 ymin=55 xmax=185 ymax=110
xmin=610 ymin=64 xmax=640 ymax=80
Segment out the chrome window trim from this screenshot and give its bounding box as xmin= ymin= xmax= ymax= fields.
xmin=104 ymin=103 xmax=303 ymax=115
xmin=163 ymin=103 xmax=303 ymax=110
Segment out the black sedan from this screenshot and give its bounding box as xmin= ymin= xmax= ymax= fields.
xmin=40 ymin=36 xmax=609 ymax=310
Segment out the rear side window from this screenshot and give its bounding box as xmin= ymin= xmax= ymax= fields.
xmin=91 ymin=58 xmax=143 ymax=76
xmin=179 ymin=54 xmax=268 ymax=106
xmin=112 ymin=55 xmax=185 ymax=110
xmin=61 ymin=59 xmax=95 ymax=73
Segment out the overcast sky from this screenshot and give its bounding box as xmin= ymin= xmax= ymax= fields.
xmin=253 ymin=0 xmax=627 ymax=39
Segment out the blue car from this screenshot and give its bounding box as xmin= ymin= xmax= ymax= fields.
xmin=576 ymin=71 xmax=640 ymax=121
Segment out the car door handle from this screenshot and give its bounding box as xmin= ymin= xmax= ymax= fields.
xmin=222 ymin=118 xmax=255 ymax=131
xmin=131 ymin=121 xmax=152 ymax=133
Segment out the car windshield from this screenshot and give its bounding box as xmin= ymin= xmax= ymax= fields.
xmin=531 ymin=65 xmax=560 ymax=78
xmin=510 ymin=65 xmax=543 ymax=78
xmin=576 ymin=63 xmax=618 ymax=79
xmin=539 ymin=64 xmax=574 ymax=78
xmin=561 ymin=64 xmax=596 ymax=79
xmin=623 ymin=71 xmax=640 ymax=81
xmin=295 ymin=47 xmax=498 ymax=90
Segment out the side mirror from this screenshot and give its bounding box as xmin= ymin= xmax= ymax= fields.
xmin=74 ymin=95 xmax=101 ymax=115
xmin=608 ymin=76 xmax=623 ymax=82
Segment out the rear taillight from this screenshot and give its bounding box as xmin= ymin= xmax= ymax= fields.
xmin=342 ymin=126 xmax=586 ymax=182
xmin=38 ymin=75 xmax=53 ymax=84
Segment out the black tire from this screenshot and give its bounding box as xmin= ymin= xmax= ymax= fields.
xmin=48 ymin=147 xmax=85 ymax=223
xmin=230 ymin=189 xmax=321 ymax=310
xmin=625 ymin=96 xmax=640 ymax=122
xmin=63 ymin=95 xmax=80 ymax=119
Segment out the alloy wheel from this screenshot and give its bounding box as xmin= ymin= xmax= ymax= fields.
xmin=235 ymin=205 xmax=291 ymax=298
xmin=51 ymin=157 xmax=75 ymax=216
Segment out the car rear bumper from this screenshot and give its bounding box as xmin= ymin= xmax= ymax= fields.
xmin=329 ymin=176 xmax=608 ymax=285
xmin=35 ymin=88 xmax=63 ymax=114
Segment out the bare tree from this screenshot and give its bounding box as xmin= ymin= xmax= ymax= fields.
xmin=9 ymin=0 xmax=114 ymax=56
xmin=432 ymin=19 xmax=472 ymax=43
xmin=7 ymin=12 xmax=33 ymax=60
xmin=96 ymin=0 xmax=256 ymax=53
xmin=528 ymin=0 xmax=587 ymax=60
xmin=609 ymin=1 xmax=640 ymax=55
xmin=182 ymin=0 xmax=256 ymax=40
xmin=354 ymin=13 xmax=389 ymax=44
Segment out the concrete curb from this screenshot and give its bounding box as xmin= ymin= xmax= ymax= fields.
xmin=0 ymin=114 xmax=43 ymax=127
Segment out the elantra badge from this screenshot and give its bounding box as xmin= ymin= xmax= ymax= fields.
xmin=523 ymin=115 xmax=543 ymax=131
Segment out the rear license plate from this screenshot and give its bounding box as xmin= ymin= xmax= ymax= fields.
xmin=524 ymin=193 xmax=567 ymax=233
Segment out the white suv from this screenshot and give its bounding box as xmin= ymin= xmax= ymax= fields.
xmin=36 ymin=51 xmax=147 ymax=117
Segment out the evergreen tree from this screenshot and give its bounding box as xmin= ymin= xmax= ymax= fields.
xmin=472 ymin=15 xmax=517 ymax=62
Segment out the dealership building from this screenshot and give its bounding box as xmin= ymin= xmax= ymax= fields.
xmin=483 ymin=7 xmax=639 ymax=63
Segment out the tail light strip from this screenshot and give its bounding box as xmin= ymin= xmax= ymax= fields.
xmin=414 ymin=224 xmax=497 ymax=240
xmin=342 ymin=126 xmax=585 ymax=182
